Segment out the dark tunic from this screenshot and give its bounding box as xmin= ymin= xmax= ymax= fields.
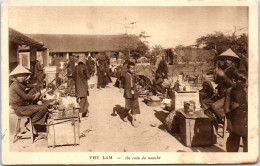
xmin=121 ymin=72 xmax=140 ymax=114
xmin=153 ymin=72 xmax=166 ymax=94
xmin=34 ymin=61 xmax=44 ymax=85
xmin=9 ymin=81 xmax=48 ymax=125
xmin=156 ymin=59 xmax=168 ymax=79
xmin=224 ymin=86 xmax=248 ymax=152
xmin=67 ymin=60 xmax=75 ymax=77
xmin=86 ymin=57 xmax=95 ymax=76
xmin=73 ymin=63 xmax=90 ymax=98
xmin=97 ymin=54 xmax=110 ymax=88
xmin=224 ymin=86 xmax=248 ymax=137
xmin=73 ymin=63 xmax=90 ymax=113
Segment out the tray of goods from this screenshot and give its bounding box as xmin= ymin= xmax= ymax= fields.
xmin=144 ymin=95 xmax=162 ymax=107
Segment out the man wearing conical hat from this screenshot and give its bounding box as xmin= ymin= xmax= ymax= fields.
xmin=204 ymin=49 xmax=241 ymax=133
xmin=215 ymin=48 xmax=240 ymax=95
xmin=9 ymin=65 xmax=49 ymax=136
xmin=72 ymin=54 xmax=90 ymax=118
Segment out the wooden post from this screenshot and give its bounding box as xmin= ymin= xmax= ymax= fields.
xmin=9 ymin=42 xmax=19 ymax=72
xmin=42 ymin=49 xmax=49 ymax=67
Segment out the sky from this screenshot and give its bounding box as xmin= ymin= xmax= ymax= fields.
xmin=8 ymin=6 xmax=248 ymax=48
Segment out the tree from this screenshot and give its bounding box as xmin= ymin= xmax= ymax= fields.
xmin=131 ymin=41 xmax=149 ymax=62
xmin=118 ymin=31 xmax=150 ymax=62
xmin=150 ymin=45 xmax=165 ymax=65
xmin=174 ymin=45 xmax=193 ymax=64
xmin=132 ymin=31 xmax=150 ymax=61
xmin=195 ymin=31 xmax=248 ymax=57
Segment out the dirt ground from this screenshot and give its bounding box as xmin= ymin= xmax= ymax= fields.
xmin=9 ymin=76 xmax=232 ymax=152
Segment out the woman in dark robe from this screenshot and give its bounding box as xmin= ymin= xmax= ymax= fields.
xmin=73 ymin=54 xmax=90 ymax=117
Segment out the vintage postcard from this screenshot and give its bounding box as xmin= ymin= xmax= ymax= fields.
xmin=1 ymin=0 xmax=258 ymax=164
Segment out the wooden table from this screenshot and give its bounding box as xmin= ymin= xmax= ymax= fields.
xmin=47 ymin=108 xmax=80 ymax=148
xmin=176 ymin=109 xmax=216 ymax=147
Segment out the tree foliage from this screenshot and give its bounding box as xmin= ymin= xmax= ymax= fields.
xmin=150 ymin=45 xmax=165 ymax=65
xmin=174 ymin=45 xmax=215 ymax=64
xmin=119 ymin=31 xmax=150 ymax=61
xmin=195 ymin=31 xmax=248 ymax=57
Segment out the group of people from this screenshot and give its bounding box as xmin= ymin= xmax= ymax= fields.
xmin=199 ymin=49 xmax=248 ymax=152
xmin=9 ymin=53 xmax=96 ymax=139
xmin=9 ymin=48 xmax=248 ymax=151
xmin=9 ymin=52 xmax=140 ymax=141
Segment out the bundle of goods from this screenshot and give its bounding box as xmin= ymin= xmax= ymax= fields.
xmin=48 ymin=97 xmax=79 ymax=117
xmin=67 ymin=87 xmax=76 ymax=97
xmin=161 ymin=98 xmax=172 ymax=110
xmin=183 ymin=100 xmax=196 ymax=115
xmin=164 ymin=110 xmax=178 ymax=133
xmin=162 ymin=79 xmax=171 ymax=88
xmin=59 ymin=90 xmax=68 ymax=97
xmin=60 ymin=96 xmax=79 ymax=108
xmin=58 ymin=84 xmax=67 ymax=90
xmin=144 ymin=95 xmax=162 ymax=107
xmin=67 ymin=79 xmax=76 ymax=97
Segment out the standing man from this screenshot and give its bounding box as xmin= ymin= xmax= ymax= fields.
xmin=67 ymin=54 xmax=76 ymax=95
xmin=34 ymin=57 xmax=44 ymax=86
xmin=96 ymin=53 xmax=107 ymax=89
xmin=224 ymin=70 xmax=248 ymax=152
xmin=86 ymin=53 xmax=95 ymax=76
xmin=73 ymin=54 xmax=90 ymax=118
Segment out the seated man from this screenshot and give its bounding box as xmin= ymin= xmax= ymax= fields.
xmin=9 ymin=65 xmax=53 ymax=137
xmin=199 ymin=80 xmax=214 ymax=107
xmin=153 ymin=72 xmax=166 ymax=94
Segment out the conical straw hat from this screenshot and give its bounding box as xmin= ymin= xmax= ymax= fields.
xmin=9 ymin=65 xmax=31 ymax=77
xmin=218 ymin=49 xmax=241 ymax=60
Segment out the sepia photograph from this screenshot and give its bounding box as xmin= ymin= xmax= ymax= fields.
xmin=1 ymin=0 xmax=258 ymax=164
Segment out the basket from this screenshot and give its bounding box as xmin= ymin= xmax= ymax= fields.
xmin=145 ymin=95 xmax=162 ymax=107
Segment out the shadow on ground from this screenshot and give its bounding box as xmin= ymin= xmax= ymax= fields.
xmin=112 ymin=105 xmax=132 ymax=122
xmin=153 ymin=110 xmax=169 ymax=131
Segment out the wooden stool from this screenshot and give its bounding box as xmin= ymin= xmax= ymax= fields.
xmin=13 ymin=115 xmax=34 ymax=143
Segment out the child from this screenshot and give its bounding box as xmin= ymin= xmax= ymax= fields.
xmin=120 ymin=62 xmax=140 ymax=127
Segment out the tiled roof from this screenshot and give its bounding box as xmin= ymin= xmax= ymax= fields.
xmin=9 ymin=27 xmax=43 ymax=48
xmin=28 ymin=34 xmax=140 ymax=52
